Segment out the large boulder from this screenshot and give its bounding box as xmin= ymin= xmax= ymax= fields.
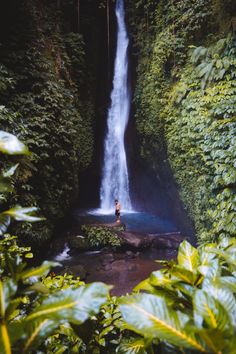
xmin=68 ymin=235 xmax=90 ymax=250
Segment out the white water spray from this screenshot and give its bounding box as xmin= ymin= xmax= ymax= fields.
xmin=100 ymin=0 xmax=131 ymax=212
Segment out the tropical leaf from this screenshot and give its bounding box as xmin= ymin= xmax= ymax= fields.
xmin=0 ymin=280 xmax=17 ymax=317
xmin=217 ymin=276 xmax=236 ymax=293
xmin=26 ymin=283 xmax=110 ymax=324
xmin=149 ymin=270 xmax=176 ymax=287
xmin=194 ymin=289 xmax=232 ymax=332
xmin=2 ymin=206 xmax=45 ymax=222
xmin=119 ymin=294 xmax=206 ymax=352
xmin=171 ymin=265 xmax=197 ymax=285
xmin=202 ymin=279 xmax=236 ymax=326
xmin=198 ymin=329 xmax=226 ymax=354
xmin=0 ymin=280 xmax=17 ymax=354
xmin=117 ymin=337 xmax=149 ymax=354
xmin=198 ymin=258 xmax=220 ymax=279
xmin=133 ymin=279 xmax=156 ymax=293
xmin=21 ymin=261 xmax=60 ymax=283
xmin=177 ymin=241 xmax=199 ymax=272
xmin=21 ymin=319 xmax=59 ymax=353
xmin=0 ymin=131 xmax=29 ymax=155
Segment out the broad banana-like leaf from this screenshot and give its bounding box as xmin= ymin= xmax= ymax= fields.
xmin=117 ymin=337 xmax=149 ymax=354
xmin=0 ymin=131 xmax=29 ymax=155
xmin=26 ymin=282 xmax=110 ymax=324
xmin=21 ymin=261 xmax=60 ymax=283
xmin=194 ymin=289 xmax=232 ymax=332
xmin=177 ymin=241 xmax=199 ymax=272
xmin=21 ymin=319 xmax=58 ymax=353
xmin=0 ymin=215 xmax=10 ymax=236
xmin=119 ymin=294 xmax=206 ymax=352
xmin=2 ymin=206 xmax=45 ymax=222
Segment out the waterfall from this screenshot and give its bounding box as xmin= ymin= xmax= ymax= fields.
xmin=100 ymin=0 xmax=132 ymax=212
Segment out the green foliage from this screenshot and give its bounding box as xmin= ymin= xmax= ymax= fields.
xmin=0 ymin=0 xmax=95 ymax=242
xmin=165 ymin=36 xmax=236 ymax=242
xmin=81 ymin=225 xmax=123 ymax=248
xmin=119 ymin=238 xmax=236 ymax=353
xmin=127 ymin=0 xmax=236 ymax=243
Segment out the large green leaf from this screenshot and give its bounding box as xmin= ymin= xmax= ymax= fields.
xmin=0 ymin=131 xmax=29 ymax=155
xmin=202 ymin=279 xmax=236 ymax=326
xmin=119 ymin=294 xmax=206 ymax=352
xmin=0 ymin=280 xmax=17 ymax=318
xmin=149 ymin=270 xmax=177 ymax=287
xmin=198 ymin=329 xmax=226 ymax=354
xmin=171 ymin=265 xmax=197 ymax=285
xmin=198 ymin=258 xmax=220 ymax=279
xmin=133 ymin=279 xmax=156 ymax=293
xmin=194 ymin=289 xmax=232 ymax=332
xmin=21 ymin=261 xmax=60 ymax=283
xmin=117 ymin=337 xmax=149 ymax=354
xmin=177 ymin=241 xmax=199 ymax=272
xmin=2 ymin=206 xmax=45 ymax=222
xmin=26 ymin=283 xmax=110 ymax=324
xmin=21 ymin=319 xmax=59 ymax=353
xmin=0 ymin=280 xmax=17 ymax=354
xmin=217 ymin=276 xmax=236 ymax=293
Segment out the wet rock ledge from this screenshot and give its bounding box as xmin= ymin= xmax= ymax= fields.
xmin=68 ymin=222 xmax=187 ymax=251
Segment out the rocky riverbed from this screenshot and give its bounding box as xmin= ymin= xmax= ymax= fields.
xmin=49 ymin=212 xmax=190 ymax=295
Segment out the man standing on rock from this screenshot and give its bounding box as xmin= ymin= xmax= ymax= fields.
xmin=115 ymin=199 xmax=121 ymax=223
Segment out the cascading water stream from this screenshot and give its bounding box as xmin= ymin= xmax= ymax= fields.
xmin=100 ymin=0 xmax=132 ymax=212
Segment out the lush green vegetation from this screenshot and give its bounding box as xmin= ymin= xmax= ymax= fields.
xmin=1 ymin=132 xmax=235 ymax=353
xmin=0 ymin=0 xmax=236 ymax=352
xmin=0 ymin=0 xmax=94 ymax=242
xmin=81 ymin=224 xmax=124 ymax=248
xmin=126 ymin=0 xmax=236 ymax=242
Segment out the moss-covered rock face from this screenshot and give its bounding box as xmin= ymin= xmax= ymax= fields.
xmin=127 ymin=0 xmax=236 ymax=242
xmin=68 ymin=235 xmax=90 ymax=251
xmin=165 ymin=37 xmax=236 ymax=243
xmin=0 ymin=0 xmax=95 ymax=242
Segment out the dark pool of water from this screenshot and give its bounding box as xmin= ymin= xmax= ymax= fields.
xmin=72 ymin=209 xmax=178 ymax=234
